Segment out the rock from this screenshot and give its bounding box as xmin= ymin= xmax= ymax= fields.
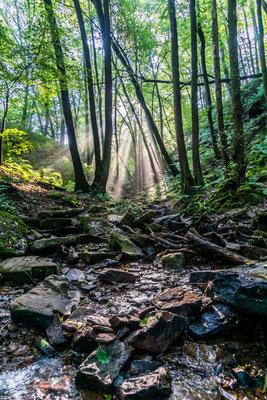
xmin=79 ymin=251 xmax=117 ymax=265
xmin=10 ymin=275 xmax=81 ymax=329
xmin=95 ymin=332 xmax=116 ymax=343
xmin=0 ymin=211 xmax=28 ymax=256
xmin=161 ymin=253 xmax=185 ymax=270
xmin=188 ymin=304 xmax=238 ymax=339
xmin=249 ymin=230 xmax=267 ymax=248
xmin=71 ymin=326 xmax=97 ymax=353
xmin=232 ymin=367 xmax=255 ymax=387
xmin=88 ymin=204 xmax=108 ymax=214
xmin=119 ymin=211 xmax=136 ymax=227
xmin=152 ymin=286 xmax=211 ymax=317
xmin=99 ymin=269 xmax=139 ymax=284
xmin=39 ymin=218 xmax=79 ymax=233
xmin=68 ymin=306 xmax=95 ymax=321
xmin=134 ymin=210 xmax=156 ymax=226
xmin=119 ymin=367 xmax=172 ymax=400
xmin=38 ymin=208 xmax=84 ymax=218
xmin=128 ymin=311 xmax=186 ymax=354
xmin=128 ymin=360 xmax=162 ymax=375
xmin=109 ymin=232 xmax=144 ymax=260
xmin=13 ymin=345 xmax=31 ymax=356
xmin=79 ymin=215 xmax=123 ymax=237
xmin=75 ymin=340 xmax=133 ymax=393
xmin=130 ymin=234 xmax=153 ymax=247
xmin=46 ymin=314 xmax=68 ymax=347
xmin=0 ymin=256 xmax=58 ymax=283
xmin=35 ymin=336 xmax=56 ymax=357
xmin=65 ymin=268 xmax=85 ymax=282
xmin=66 ymin=247 xmax=80 ymax=264
xmin=252 ymin=210 xmax=267 ymax=232
xmin=190 ymin=262 xmax=267 ymax=316
xmin=31 ymin=233 xmax=104 ymax=252
xmin=179 ymin=341 xmax=225 ymax=372
xmin=110 ymin=315 xmax=141 ymax=331
xmin=147 ymin=223 xmax=163 ymax=233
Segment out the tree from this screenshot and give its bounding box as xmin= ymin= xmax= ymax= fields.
xmin=168 ymin=0 xmax=194 ymax=194
xmin=43 ymin=0 xmax=90 ymax=192
xmin=256 ymin=0 xmax=267 ymax=105
xmin=228 ymin=0 xmax=246 ymax=185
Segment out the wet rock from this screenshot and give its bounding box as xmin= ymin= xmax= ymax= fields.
xmin=161 ymin=253 xmax=185 ymax=270
xmin=39 ymin=218 xmax=79 ymax=233
xmin=38 ymin=208 xmax=84 ymax=218
xmin=31 ymin=233 xmax=104 ymax=252
xmin=128 ymin=311 xmax=186 ymax=354
xmin=0 ymin=211 xmax=28 ymax=256
xmin=46 ymin=314 xmax=69 ymax=347
xmin=10 ymin=275 xmax=81 ymax=329
xmin=65 ymin=268 xmax=85 ymax=282
xmin=119 ymin=367 xmax=172 ymax=400
xmin=79 ymin=251 xmax=117 ymax=265
xmin=99 ymin=269 xmax=139 ymax=284
xmin=35 ymin=336 xmax=56 ymax=357
xmin=152 ymin=286 xmax=211 ymax=317
xmin=189 ymin=304 xmax=238 ymax=339
xmin=75 ymin=339 xmax=133 ymax=393
xmin=0 ymin=256 xmax=58 ymax=283
xmin=110 ymin=315 xmax=141 ymax=331
xmin=109 ymin=232 xmax=144 ymax=260
xmin=128 ymin=360 xmax=162 ymax=375
xmin=179 ymin=341 xmax=225 ymax=372
xmin=190 ymin=262 xmax=267 ymax=316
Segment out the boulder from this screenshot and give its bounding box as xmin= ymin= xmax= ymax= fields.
xmin=161 ymin=253 xmax=185 ymax=270
xmin=10 ymin=275 xmax=81 ymax=329
xmin=128 ymin=311 xmax=186 ymax=354
xmin=188 ymin=304 xmax=238 ymax=339
xmin=99 ymin=269 xmax=139 ymax=284
xmin=109 ymin=232 xmax=144 ymax=260
xmin=152 ymin=286 xmax=211 ymax=317
xmin=189 ymin=262 xmax=267 ymax=316
xmin=79 ymin=251 xmax=117 ymax=265
xmin=31 ymin=233 xmax=104 ymax=252
xmin=0 ymin=211 xmax=28 ymax=256
xmin=0 ymin=256 xmax=58 ymax=283
xmin=119 ymin=367 xmax=172 ymax=400
xmin=75 ymin=340 xmax=133 ymax=393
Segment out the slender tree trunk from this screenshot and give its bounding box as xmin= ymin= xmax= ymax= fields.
xmin=73 ymin=0 xmax=102 ymax=183
xmin=243 ymin=10 xmax=255 ymax=74
xmin=256 ymin=0 xmax=267 ymax=105
xmin=0 ymin=91 xmax=9 ymax=164
xmin=112 ymin=40 xmax=179 ymax=177
xmin=261 ymin=0 xmax=267 ymax=14
xmin=44 ymin=107 xmax=49 ymax=136
xmin=228 ymin=0 xmax=246 ymax=185
xmin=43 ymin=0 xmax=90 ymax=192
xmin=190 ymin=0 xmax=203 ymax=186
xmin=21 ymin=82 xmax=29 ymax=126
xmin=219 ymin=35 xmax=232 ymax=97
xmin=211 ymin=0 xmax=229 ymax=173
xmin=168 ymin=0 xmax=194 ymax=192
xmin=251 ymin=2 xmax=261 ymax=74
xmin=197 ymin=23 xmax=220 ymax=159
xmin=84 ymin=61 xmax=90 ymax=165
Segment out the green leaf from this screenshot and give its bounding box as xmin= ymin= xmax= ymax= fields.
xmin=41 ymin=339 xmax=49 ymax=347
xmin=96 ymin=348 xmax=109 ymax=364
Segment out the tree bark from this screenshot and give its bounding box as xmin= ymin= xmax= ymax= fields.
xmin=211 ymin=0 xmax=229 ymax=173
xmin=197 ymin=23 xmax=220 ymax=160
xmin=256 ymin=0 xmax=267 ymax=105
xmin=168 ymin=0 xmax=194 ymax=193
xmin=43 ymin=0 xmax=90 ymax=192
xmin=228 ymin=0 xmax=246 ymax=185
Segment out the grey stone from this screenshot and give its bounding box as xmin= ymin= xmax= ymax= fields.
xmin=0 ymin=256 xmax=58 ymax=283
xmin=65 ymin=268 xmax=85 ymax=282
xmin=10 ymin=275 xmax=81 ymax=329
xmin=79 ymin=251 xmax=117 ymax=265
xmin=161 ymin=253 xmax=185 ymax=270
xmin=109 ymin=232 xmax=144 ymax=260
xmin=31 ymin=233 xmax=104 ymax=252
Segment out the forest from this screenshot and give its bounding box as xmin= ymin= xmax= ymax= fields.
xmin=0 ymin=0 xmax=266 ymax=399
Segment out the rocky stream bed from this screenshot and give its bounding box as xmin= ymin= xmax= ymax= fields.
xmin=0 ymin=202 xmax=266 ymax=400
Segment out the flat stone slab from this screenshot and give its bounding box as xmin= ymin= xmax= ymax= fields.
xmin=0 ymin=212 xmax=28 ymax=256
xmin=119 ymin=367 xmax=172 ymax=400
xmin=109 ymin=232 xmax=144 ymax=260
xmin=38 ymin=208 xmax=84 ymax=218
xmin=31 ymin=233 xmax=104 ymax=252
xmin=152 ymin=286 xmax=211 ymax=317
xmin=0 ymin=256 xmax=58 ymax=283
xmin=10 ymin=275 xmax=81 ymax=329
xmin=190 ymin=262 xmax=267 ymax=316
xmin=75 ymin=339 xmax=133 ymax=393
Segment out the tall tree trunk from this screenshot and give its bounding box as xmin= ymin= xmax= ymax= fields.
xmin=84 ymin=61 xmax=90 ymax=165
xmin=228 ymin=0 xmax=246 ymax=185
xmin=21 ymin=82 xmax=29 ymax=126
xmin=43 ymin=0 xmax=90 ymax=192
xmin=250 ymin=2 xmax=260 ymax=73
xmin=256 ymin=0 xmax=267 ymax=105
xmin=190 ymin=0 xmax=203 ymax=186
xmin=112 ymin=40 xmax=179 ymax=177
xmin=168 ymin=0 xmax=194 ymax=193
xmin=211 ymin=0 xmax=229 ymax=173
xmin=261 ymin=0 xmax=267 ymax=14
xmin=243 ymin=10 xmax=256 ymax=74
xmin=0 ymin=91 xmax=9 ymax=164
xmin=197 ymin=22 xmax=220 ymax=159
xmin=219 ymin=35 xmax=232 ymax=97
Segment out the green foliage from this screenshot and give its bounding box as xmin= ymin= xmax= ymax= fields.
xmin=1 ymin=129 xmax=38 ymax=157
xmin=96 ymin=347 xmax=109 ymax=365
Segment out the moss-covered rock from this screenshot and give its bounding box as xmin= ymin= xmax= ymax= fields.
xmin=250 ymin=230 xmax=267 ymax=248
xmin=0 ymin=211 xmax=28 ymax=256
xmin=147 ymin=223 xmax=163 ymax=232
xmin=161 ymin=252 xmax=186 ymax=270
xmin=79 ymin=215 xmax=123 ymax=237
xmin=109 ymin=232 xmax=144 ymax=260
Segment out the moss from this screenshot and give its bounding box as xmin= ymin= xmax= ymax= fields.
xmin=0 ymin=211 xmax=28 ymax=256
